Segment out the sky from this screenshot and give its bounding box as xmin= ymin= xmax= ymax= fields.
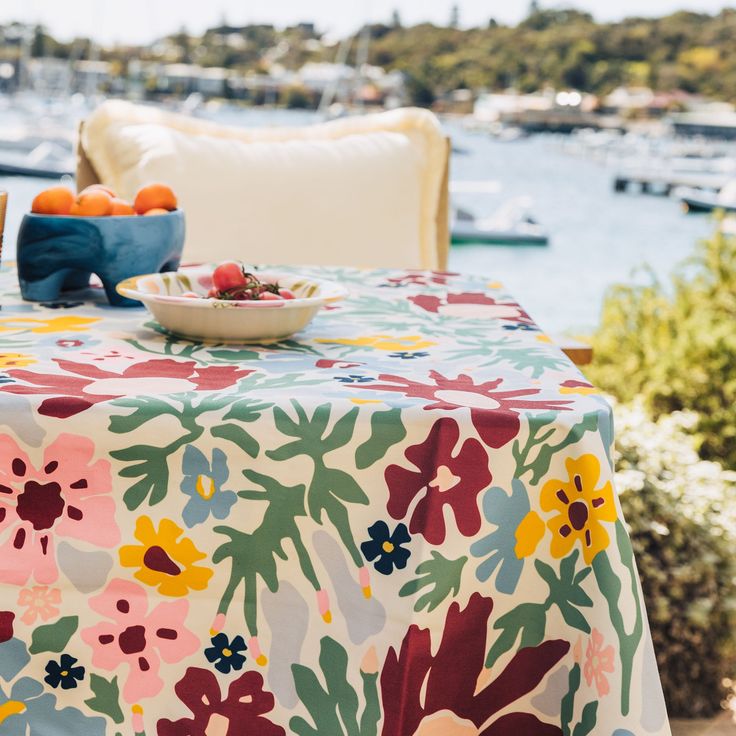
xmin=0 ymin=0 xmax=731 ymax=45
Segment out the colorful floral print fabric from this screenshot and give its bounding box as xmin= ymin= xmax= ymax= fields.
xmin=0 ymin=263 xmax=669 ymax=735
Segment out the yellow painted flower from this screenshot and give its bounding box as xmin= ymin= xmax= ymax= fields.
xmin=540 ymin=454 xmax=617 ymax=565
xmin=119 ymin=516 xmax=213 ymax=597
xmin=514 ymin=510 xmax=546 ymax=558
xmin=0 ymin=316 xmax=99 ymax=334
xmin=559 ymin=380 xmax=598 ymax=396
xmin=316 ymin=334 xmax=436 ymax=351
xmin=0 ymin=352 xmax=35 ymax=368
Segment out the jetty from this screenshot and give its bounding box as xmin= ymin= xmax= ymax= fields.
xmin=613 ymin=170 xmax=730 ymax=196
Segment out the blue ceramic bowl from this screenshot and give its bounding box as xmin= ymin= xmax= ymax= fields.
xmin=16 ymin=210 xmax=186 ymax=307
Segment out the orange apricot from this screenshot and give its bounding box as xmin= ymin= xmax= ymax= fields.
xmin=142 ymin=208 xmax=170 ymax=216
xmin=31 ymin=186 xmax=75 ymax=215
xmin=109 ymin=198 xmax=135 ymax=216
xmin=134 ymin=183 xmax=177 ymax=214
xmin=70 ymin=190 xmax=113 ymax=217
xmin=79 ymin=184 xmax=117 ymax=198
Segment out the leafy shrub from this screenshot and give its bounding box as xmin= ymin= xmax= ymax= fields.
xmin=587 ymin=229 xmax=736 ymax=469
xmin=613 ymin=400 xmax=736 ymax=717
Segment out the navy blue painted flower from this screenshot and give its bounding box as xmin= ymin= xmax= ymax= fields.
xmin=204 ymin=633 xmax=247 ymax=674
xmin=388 ymin=351 xmax=429 ymax=359
xmin=502 ymin=323 xmax=538 ymax=331
xmin=44 ymin=654 xmax=85 ymax=690
xmin=334 ymin=374 xmax=375 ymax=384
xmin=360 ymin=521 xmax=411 ymax=575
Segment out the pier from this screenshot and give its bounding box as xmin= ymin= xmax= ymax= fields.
xmin=613 ymin=170 xmax=729 ymax=196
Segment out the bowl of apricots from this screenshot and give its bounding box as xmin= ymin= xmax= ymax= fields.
xmin=17 ymin=182 xmax=185 ymax=306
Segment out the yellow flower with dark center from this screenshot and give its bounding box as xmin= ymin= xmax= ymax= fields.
xmin=0 ymin=352 xmax=35 ymax=368
xmin=540 ymin=454 xmax=617 ymax=565
xmin=119 ymin=516 xmax=213 ymax=597
xmin=0 ymin=316 xmax=99 ymax=334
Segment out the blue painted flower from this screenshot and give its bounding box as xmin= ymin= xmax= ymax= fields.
xmin=204 ymin=633 xmax=247 ymax=674
xmin=180 ymin=446 xmax=238 ymax=527
xmin=388 ymin=351 xmax=429 ymax=359
xmin=334 ymin=374 xmax=375 ymax=384
xmin=502 ymin=323 xmax=538 ymax=332
xmin=44 ymin=654 xmax=85 ymax=690
xmin=360 ymin=521 xmax=411 ymax=575
xmin=0 ymin=677 xmax=105 ymax=735
xmin=470 ymin=479 xmax=531 ymax=595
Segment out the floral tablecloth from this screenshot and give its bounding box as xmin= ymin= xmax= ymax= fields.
xmin=0 ymin=263 xmax=669 ymax=736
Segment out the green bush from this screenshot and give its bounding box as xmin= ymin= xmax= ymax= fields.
xmin=613 ymin=400 xmax=736 ymax=717
xmin=587 ymin=229 xmax=736 ymax=469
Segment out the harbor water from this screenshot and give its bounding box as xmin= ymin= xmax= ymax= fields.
xmin=0 ymin=107 xmax=715 ymax=335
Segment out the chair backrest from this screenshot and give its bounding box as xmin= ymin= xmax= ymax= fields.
xmin=77 ymin=103 xmax=451 ymax=269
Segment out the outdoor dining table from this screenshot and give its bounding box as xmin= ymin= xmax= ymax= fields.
xmin=0 ymin=262 xmax=669 ymax=736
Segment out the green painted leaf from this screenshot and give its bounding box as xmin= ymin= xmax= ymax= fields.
xmin=592 ymin=520 xmax=643 ymax=716
xmin=355 ymin=408 xmax=406 ymax=469
xmin=399 ymin=552 xmax=467 ymax=613
xmin=85 ymin=674 xmax=124 ymax=724
xmin=108 ymin=397 xmax=175 ymax=434
xmin=29 ymin=616 xmax=78 ymax=654
xmin=209 ymin=348 xmax=260 ymax=362
xmin=211 ymin=423 xmax=259 ymax=458
xmin=290 ymin=637 xmax=380 ymax=736
xmin=486 ymin=602 xmax=546 ymax=668
xmin=112 ymin=444 xmax=173 ymax=510
xmin=572 ymin=701 xmax=598 ymax=736
xmin=528 ymin=412 xmax=600 ymax=483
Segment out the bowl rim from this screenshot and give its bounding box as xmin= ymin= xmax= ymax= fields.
xmin=116 ymin=266 xmax=348 ymax=310
xmin=23 ymin=209 xmax=183 ymax=221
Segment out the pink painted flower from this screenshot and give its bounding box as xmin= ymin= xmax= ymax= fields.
xmin=385 ymin=418 xmax=491 ymax=544
xmin=81 ymin=578 xmax=199 ymax=703
xmin=0 ymin=433 xmax=119 ymax=586
xmin=583 ymin=628 xmax=615 ymax=697
xmin=1 ymin=358 xmax=253 ymax=418
xmin=17 ymin=586 xmax=62 ymax=625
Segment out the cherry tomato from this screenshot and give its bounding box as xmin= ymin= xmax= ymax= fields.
xmin=212 ymin=262 xmax=246 ymax=292
xmin=278 ymin=288 xmax=295 ymax=300
xmin=259 ymin=291 xmax=283 ymax=300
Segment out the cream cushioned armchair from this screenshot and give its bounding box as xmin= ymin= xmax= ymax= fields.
xmin=77 ymin=101 xmax=450 ymax=270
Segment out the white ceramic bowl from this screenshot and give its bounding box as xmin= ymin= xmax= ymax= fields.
xmin=116 ymin=265 xmax=347 ymax=342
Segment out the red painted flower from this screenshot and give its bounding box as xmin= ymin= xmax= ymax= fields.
xmin=0 ymin=433 xmax=118 ymax=586
xmin=358 ymin=370 xmax=573 ymax=448
xmin=157 ymin=666 xmax=285 ymax=736
xmin=385 ymin=418 xmax=491 ymax=544
xmin=409 ymin=292 xmax=535 ymax=327
xmin=380 ymin=593 xmax=568 ymax=736
xmin=385 ymin=270 xmax=457 ymax=287
xmin=1 ymin=358 xmax=253 ymax=418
